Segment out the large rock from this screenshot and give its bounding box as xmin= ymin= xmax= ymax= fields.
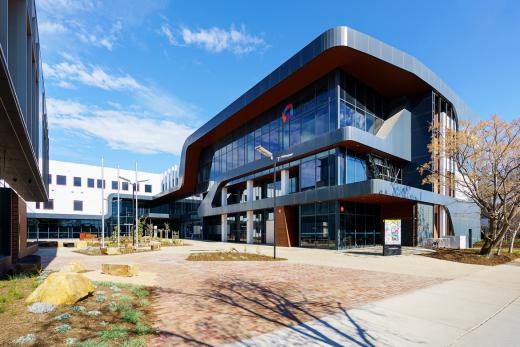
xmin=150 ymin=241 xmax=161 ymax=251
xmin=101 ymin=247 xmax=120 ymax=255
xmin=101 ymin=264 xmax=139 ymax=277
xmin=26 ymin=272 xmax=94 ymax=305
xmin=60 ymin=261 xmax=86 ymax=273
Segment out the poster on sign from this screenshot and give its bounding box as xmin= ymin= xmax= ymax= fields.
xmin=383 ymin=219 xmax=402 ymax=255
xmin=384 ymin=219 xmax=401 ymax=245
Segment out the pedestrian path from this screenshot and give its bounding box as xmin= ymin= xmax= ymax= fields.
xmin=226 ymin=261 xmax=520 ymax=347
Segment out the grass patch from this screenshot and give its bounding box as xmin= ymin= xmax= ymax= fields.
xmin=98 ymin=325 xmax=129 ymax=341
xmin=119 ymin=296 xmax=134 ymax=303
xmin=122 ymin=309 xmax=143 ymax=324
xmin=421 ymin=248 xmax=520 ymax=266
xmin=130 ymin=286 xmax=149 ymax=298
xmin=122 ymin=337 xmax=146 ymax=347
xmin=187 ymin=251 xmax=286 ymax=261
xmin=135 ymin=323 xmax=154 ymax=335
xmin=138 ymin=299 xmax=149 ymax=307
xmin=77 ymin=339 xmax=110 ymax=347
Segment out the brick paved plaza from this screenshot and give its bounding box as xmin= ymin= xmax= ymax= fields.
xmin=38 ymin=242 xmax=463 ymax=346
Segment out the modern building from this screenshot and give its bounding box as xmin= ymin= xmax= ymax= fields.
xmin=155 ymin=26 xmax=480 ymax=249
xmin=26 ymin=160 xmax=161 ymax=240
xmin=0 ymin=0 xmax=48 ymax=272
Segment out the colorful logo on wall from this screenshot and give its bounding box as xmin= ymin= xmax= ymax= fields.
xmin=282 ymin=103 xmax=293 ymax=123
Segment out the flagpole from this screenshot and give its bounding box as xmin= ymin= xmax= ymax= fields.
xmin=101 ymin=156 xmax=105 ymax=248
xmin=117 ymin=165 xmax=121 ymax=249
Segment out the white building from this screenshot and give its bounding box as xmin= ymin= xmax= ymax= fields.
xmin=27 ymin=160 xmax=162 ymax=239
xmin=160 ymin=164 xmax=180 ymax=193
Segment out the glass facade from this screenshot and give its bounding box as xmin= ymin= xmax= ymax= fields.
xmin=28 ymin=218 xmax=102 ymax=239
xmin=300 ymin=202 xmax=337 ymax=248
xmin=197 ymin=70 xmax=391 ymax=192
xmin=338 ymin=202 xmax=380 ymax=248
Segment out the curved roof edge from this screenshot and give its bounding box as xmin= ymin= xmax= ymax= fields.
xmin=161 ymin=26 xmax=472 ymax=199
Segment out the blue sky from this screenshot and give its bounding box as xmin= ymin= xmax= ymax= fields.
xmin=37 ymin=0 xmax=520 ymax=173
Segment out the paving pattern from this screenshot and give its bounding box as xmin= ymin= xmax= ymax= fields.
xmin=37 ymin=246 xmax=444 ymax=346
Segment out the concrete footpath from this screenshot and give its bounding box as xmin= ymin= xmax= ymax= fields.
xmin=227 ymin=261 xmax=520 ymax=347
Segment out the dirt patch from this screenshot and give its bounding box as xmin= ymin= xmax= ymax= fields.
xmin=0 ymin=272 xmax=157 ymax=346
xmin=187 ymin=251 xmax=286 ymax=261
xmin=421 ymin=249 xmax=520 ymax=266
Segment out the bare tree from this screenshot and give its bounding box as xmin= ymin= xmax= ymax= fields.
xmin=420 ymin=115 xmax=520 ymax=257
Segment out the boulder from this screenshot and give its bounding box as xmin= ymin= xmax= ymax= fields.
xmin=101 ymin=264 xmax=139 ymax=277
xmin=26 ymin=272 xmax=94 ymax=305
xmin=60 ymin=261 xmax=86 ymax=273
xmin=150 ymin=242 xmax=161 ymax=251
xmin=100 ymin=247 xmax=120 ymax=255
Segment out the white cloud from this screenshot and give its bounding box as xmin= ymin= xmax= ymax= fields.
xmin=75 ymin=20 xmax=123 ymax=51
xmin=39 ymin=21 xmax=67 ymax=35
xmin=43 ymin=61 xmax=143 ymax=91
xmin=47 ymin=98 xmax=195 ymax=155
xmin=162 ymin=24 xmax=268 ymax=55
xmin=38 ymin=0 xmax=97 ymax=13
xmin=43 ymin=58 xmax=198 ymax=119
xmin=161 ymin=23 xmax=177 ymax=45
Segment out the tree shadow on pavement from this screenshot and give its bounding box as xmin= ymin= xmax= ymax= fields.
xmin=152 ymin=277 xmax=376 ymax=346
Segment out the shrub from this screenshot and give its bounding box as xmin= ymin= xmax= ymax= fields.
xmin=121 ymin=337 xmax=146 ymax=347
xmin=72 ymin=305 xmax=86 ymax=312
xmin=27 ymin=302 xmax=55 ymax=314
xmin=130 ymin=286 xmax=149 ymax=298
xmin=98 ymin=325 xmax=128 ymax=341
xmin=138 ymin=299 xmax=149 ymax=307
xmin=119 ymin=296 xmax=133 ymax=303
xmin=135 ymin=323 xmax=154 ymax=335
xmin=54 ymin=313 xmax=71 ymax=321
xmin=87 ymin=310 xmax=101 ymax=316
xmin=95 ymin=296 xmax=107 ymax=303
xmin=14 ymin=334 xmax=37 ymax=345
xmin=77 ymin=339 xmax=109 ymax=347
xmin=122 ymin=309 xmax=143 ymax=324
xmin=55 ymin=324 xmax=72 ymax=333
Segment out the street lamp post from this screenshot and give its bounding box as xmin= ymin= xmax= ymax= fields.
xmin=255 ymin=145 xmax=293 ymax=259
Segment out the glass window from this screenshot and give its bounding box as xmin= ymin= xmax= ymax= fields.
xmin=354 ymin=157 xmax=367 ymax=182
xmin=73 ymin=200 xmax=83 ymax=211
xmin=48 ymin=174 xmax=52 ymax=184
xmin=316 ymin=155 xmax=329 ymax=187
xmin=43 ymin=199 xmax=54 ymax=210
xmin=355 ymin=108 xmax=365 ymax=131
xmin=300 ymin=159 xmax=315 ymax=191
xmin=56 ymin=175 xmax=66 ymax=185
xmin=301 ymin=112 xmax=315 ymax=143
xmin=289 ymin=119 xmax=300 ymax=147
xmin=122 ymin=181 xmax=129 ymax=191
xmin=35 ymin=202 xmax=40 ymax=209
xmin=269 ymin=128 xmax=280 ymax=153
xmin=340 ymin=102 xmax=355 ymax=128
xmin=366 ymin=113 xmax=375 ymax=134
xmin=87 ymin=178 xmax=95 ymax=188
xmin=112 ymin=181 xmax=118 ymax=190
xmin=73 ymin=177 xmax=81 ymax=187
xmin=145 ymin=184 xmax=152 ymax=193
xmin=96 ymin=179 xmax=105 ymax=189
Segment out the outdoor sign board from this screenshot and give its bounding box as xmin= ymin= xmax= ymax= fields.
xmin=383 ymin=219 xmax=402 ymax=255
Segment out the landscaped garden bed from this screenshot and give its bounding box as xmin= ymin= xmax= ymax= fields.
xmin=421 ymin=248 xmax=520 ymax=266
xmin=187 ymin=249 xmax=286 ymax=261
xmin=0 ymin=272 xmax=157 ymax=346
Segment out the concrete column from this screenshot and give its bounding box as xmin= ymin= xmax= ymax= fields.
xmin=246 ymin=210 xmax=254 ymax=244
xmin=246 ymin=180 xmax=253 ymax=202
xmin=0 ymin=0 xmax=8 ymax=62
xmin=280 ymin=169 xmax=289 ymax=195
xmin=221 ymin=214 xmax=228 ymax=242
xmin=221 ymin=187 xmax=227 ymax=206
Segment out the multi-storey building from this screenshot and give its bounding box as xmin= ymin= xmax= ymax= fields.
xmin=26 ymin=160 xmax=161 ymax=240
xmin=0 ymin=0 xmax=48 ymax=272
xmin=158 ymin=26 xmax=480 ymax=249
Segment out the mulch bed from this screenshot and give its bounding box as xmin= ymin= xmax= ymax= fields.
xmin=0 ymin=273 xmax=157 ymax=346
xmin=421 ymin=248 xmax=520 ymax=266
xmin=187 ymin=251 xmax=286 ymax=261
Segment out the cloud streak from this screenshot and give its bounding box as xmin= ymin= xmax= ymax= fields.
xmin=47 ymin=98 xmax=195 ymax=155
xmin=43 ymin=58 xmax=198 ymax=119
xmin=161 ymin=23 xmax=268 ymax=55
